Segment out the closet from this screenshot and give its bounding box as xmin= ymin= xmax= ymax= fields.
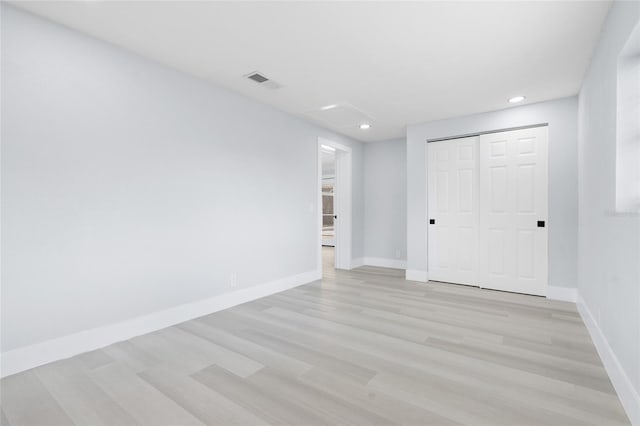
xmin=427 ymin=126 xmax=548 ymax=296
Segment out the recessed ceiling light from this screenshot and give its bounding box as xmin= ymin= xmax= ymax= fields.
xmin=321 ymin=104 xmax=337 ymax=111
xmin=508 ymin=95 xmax=526 ymax=103
xmin=359 ymin=123 xmax=371 ymax=130
xmin=321 ymin=144 xmax=336 ymax=152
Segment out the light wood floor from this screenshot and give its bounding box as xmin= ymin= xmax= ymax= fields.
xmin=1 ymin=247 xmax=630 ymax=425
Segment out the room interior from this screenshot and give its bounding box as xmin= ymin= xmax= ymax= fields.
xmin=1 ymin=1 xmax=639 ymax=425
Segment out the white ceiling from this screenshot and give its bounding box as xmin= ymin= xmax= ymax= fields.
xmin=11 ymin=1 xmax=611 ymax=142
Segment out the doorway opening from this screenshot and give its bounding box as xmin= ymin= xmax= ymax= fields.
xmin=321 ymin=150 xmax=336 ymax=248
xmin=317 ymin=138 xmax=352 ymax=275
xmin=321 ymin=147 xmax=336 ymax=272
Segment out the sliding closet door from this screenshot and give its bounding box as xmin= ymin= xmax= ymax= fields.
xmin=427 ymin=136 xmax=479 ymax=286
xmin=479 ymin=126 xmax=548 ymax=296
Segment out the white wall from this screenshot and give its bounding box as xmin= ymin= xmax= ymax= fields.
xmin=577 ymin=0 xmax=640 ymax=416
xmin=406 ymin=97 xmax=578 ymax=288
xmin=363 ymin=139 xmax=406 ymax=266
xmin=0 ymin=5 xmax=364 ymax=354
xmin=615 ymin=20 xmax=640 ymax=213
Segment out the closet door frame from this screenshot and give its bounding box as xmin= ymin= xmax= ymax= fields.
xmin=426 ymin=124 xmax=549 ymax=295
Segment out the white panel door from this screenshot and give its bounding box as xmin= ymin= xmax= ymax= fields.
xmin=479 ymin=126 xmax=548 ymax=296
xmin=427 ymin=136 xmax=479 ymax=286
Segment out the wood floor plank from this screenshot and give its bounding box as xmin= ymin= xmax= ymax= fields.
xmin=177 ymin=319 xmax=312 ymax=376
xmin=369 ymin=371 xmax=590 ymax=426
xmin=88 ymin=363 xmax=203 ymax=425
xmin=1 ymin=408 xmax=12 ymax=426
xmin=1 ymin=371 xmax=74 ymax=426
xmin=33 ymin=359 xmax=137 ymax=426
xmin=138 ymin=365 xmax=269 ymax=426
xmin=75 ymin=349 xmax=114 ymax=371
xmin=131 ymin=326 xmax=263 ymax=377
xmin=246 ymin=367 xmax=393 ymax=425
xmin=100 ymin=340 xmax=163 ymax=373
xmin=236 ymin=328 xmax=378 ymax=385
xmin=423 ymin=336 xmax=616 ymax=394
xmin=192 ymin=365 xmax=327 ymax=426
xmin=298 ymin=366 xmax=462 ymax=426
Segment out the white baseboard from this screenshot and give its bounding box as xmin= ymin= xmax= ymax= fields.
xmin=362 ymin=257 xmax=407 ymax=269
xmin=406 ymin=269 xmax=428 ymax=282
xmin=350 ymin=257 xmax=364 ymax=268
xmin=577 ymin=294 xmax=640 ymax=425
xmin=546 ymin=285 xmax=577 ymax=302
xmin=351 ymin=257 xmax=407 ymax=269
xmin=0 ymin=269 xmax=321 ymax=378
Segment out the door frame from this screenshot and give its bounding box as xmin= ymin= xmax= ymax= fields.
xmin=317 ymin=137 xmax=352 ymax=271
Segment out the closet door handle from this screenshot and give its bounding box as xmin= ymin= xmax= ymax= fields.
xmin=429 ymin=219 xmax=435 ymax=225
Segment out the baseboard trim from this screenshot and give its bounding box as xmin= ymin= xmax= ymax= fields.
xmin=577 ymin=293 xmax=640 ymax=425
xmin=405 ymin=269 xmax=428 ymax=282
xmin=351 ymin=257 xmax=365 ymax=269
xmin=351 ymin=257 xmax=407 ymax=270
xmin=546 ymin=286 xmax=577 ymax=302
xmin=0 ymin=269 xmax=321 ymax=378
xmin=362 ymin=257 xmax=407 ymax=269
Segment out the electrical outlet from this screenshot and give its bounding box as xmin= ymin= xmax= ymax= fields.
xmin=229 ymin=273 xmax=237 ymax=288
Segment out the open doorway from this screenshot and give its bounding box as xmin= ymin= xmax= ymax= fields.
xmin=321 ymin=149 xmax=336 ymax=248
xmin=321 ymin=145 xmax=337 ymax=275
xmin=317 ymin=138 xmax=352 ymax=275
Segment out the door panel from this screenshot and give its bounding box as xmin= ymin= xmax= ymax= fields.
xmin=427 ymin=136 xmax=479 ymax=286
xmin=436 ymin=171 xmax=449 ymax=212
xmin=517 ymin=165 xmax=535 ymax=212
xmin=479 ymin=126 xmax=548 ymax=296
xmin=458 ymin=169 xmax=473 ymax=212
xmin=490 ymin=166 xmax=508 ymax=212
xmin=517 ymin=230 xmax=535 ymax=279
xmin=488 ymin=228 xmax=506 ymax=276
xmin=457 ymin=227 xmax=474 ymax=270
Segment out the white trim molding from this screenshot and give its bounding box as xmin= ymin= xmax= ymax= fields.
xmin=350 ymin=257 xmax=364 ymax=269
xmin=363 ymin=257 xmax=407 ymax=269
xmin=0 ymin=269 xmax=321 ymax=378
xmin=351 ymin=257 xmax=407 ymax=270
xmin=577 ymin=294 xmax=640 ymax=425
xmin=406 ymin=269 xmax=429 ymax=282
xmin=546 ymin=286 xmax=577 ymax=302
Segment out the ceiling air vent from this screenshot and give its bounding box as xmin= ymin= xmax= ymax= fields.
xmin=245 ymin=71 xmax=282 ymax=89
xmin=247 ymin=72 xmax=269 ymax=83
